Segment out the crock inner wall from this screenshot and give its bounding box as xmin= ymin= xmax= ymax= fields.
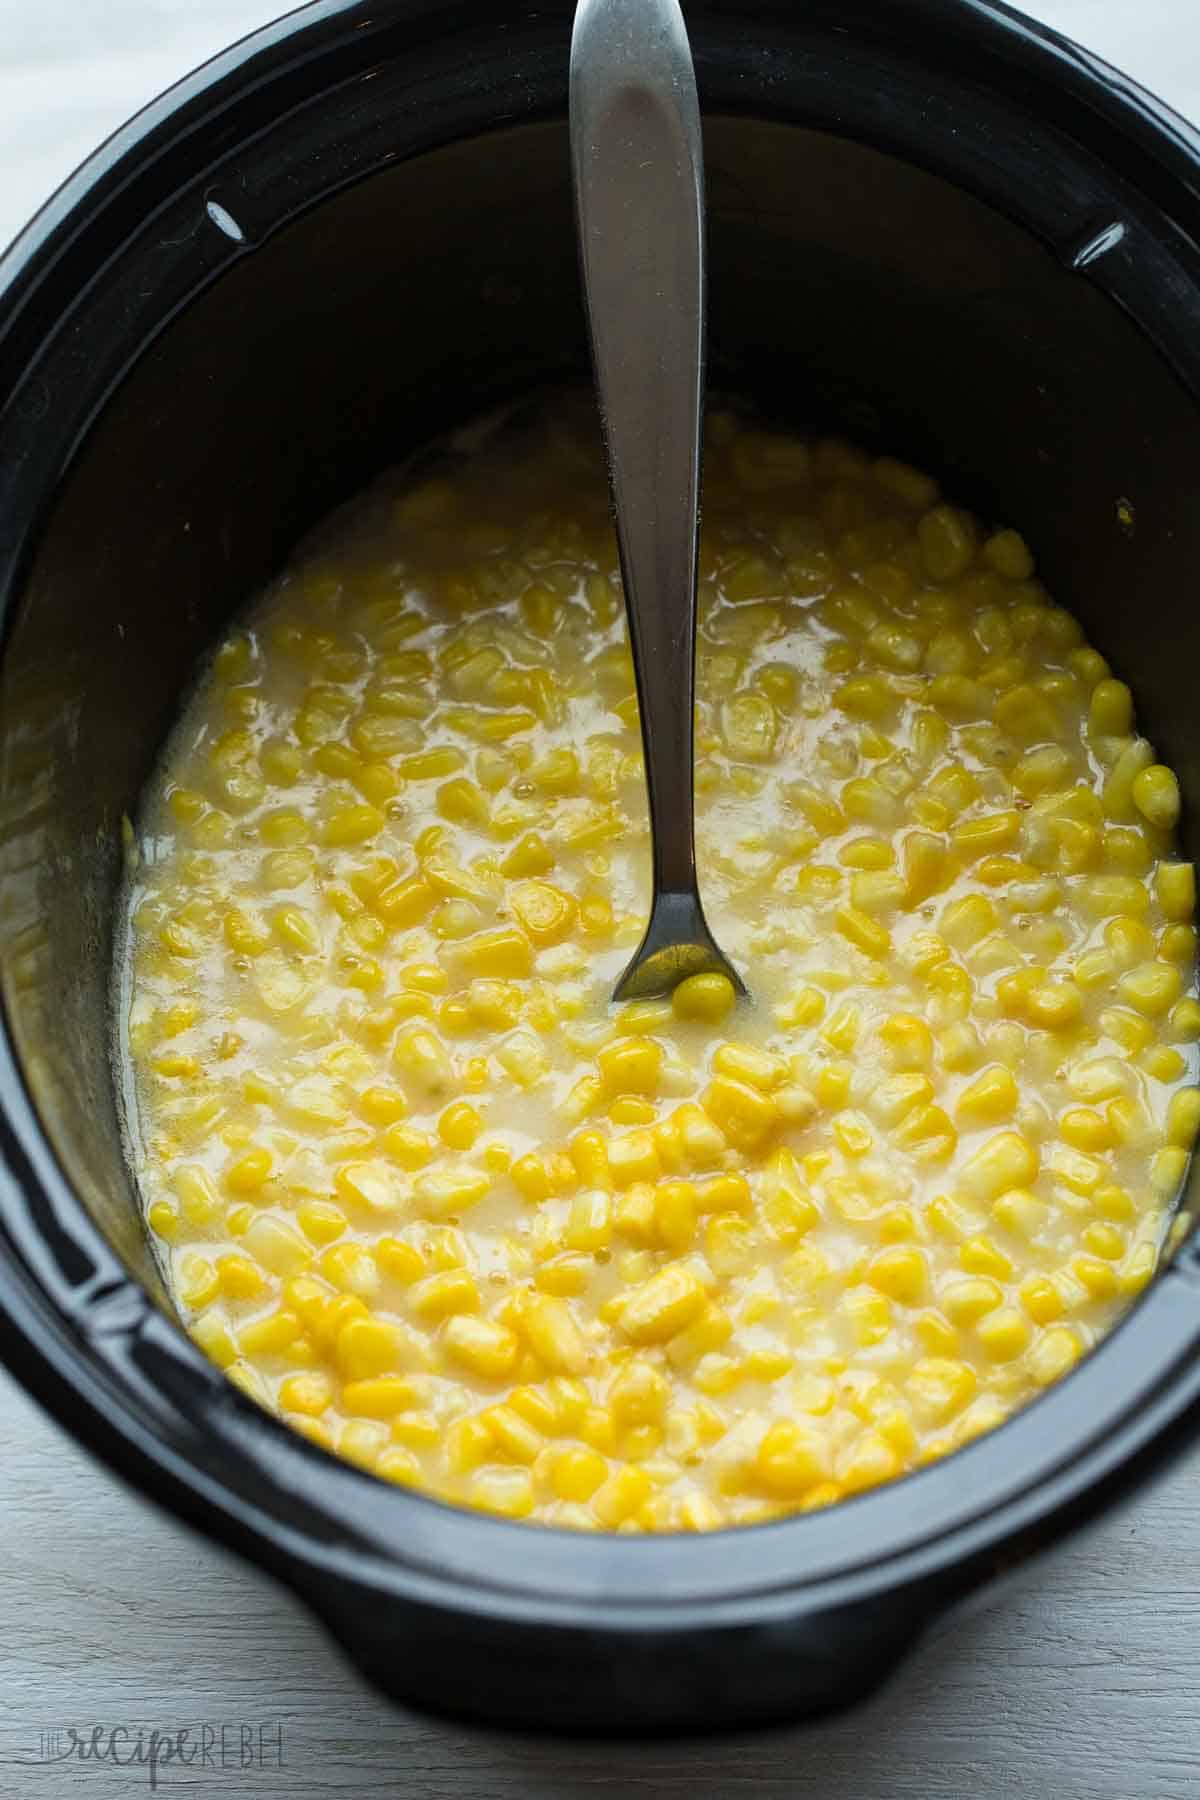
xmin=3 ymin=115 xmax=1198 ymax=1315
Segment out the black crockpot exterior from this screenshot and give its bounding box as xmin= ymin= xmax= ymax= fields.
xmin=3 ymin=0 xmax=1200 ymax=1731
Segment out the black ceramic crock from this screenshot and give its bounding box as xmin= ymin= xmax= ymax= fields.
xmin=3 ymin=0 xmax=1200 ymax=1733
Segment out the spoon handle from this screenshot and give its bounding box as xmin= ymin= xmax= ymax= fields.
xmin=570 ymin=0 xmax=705 ymax=901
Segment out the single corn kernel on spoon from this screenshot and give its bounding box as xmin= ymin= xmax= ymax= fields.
xmin=570 ymin=0 xmax=747 ymax=1005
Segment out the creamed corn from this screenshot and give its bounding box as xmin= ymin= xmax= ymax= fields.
xmin=123 ymin=399 xmax=1197 ymax=1531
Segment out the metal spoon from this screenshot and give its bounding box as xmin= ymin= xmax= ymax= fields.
xmin=570 ymin=0 xmax=746 ymax=1004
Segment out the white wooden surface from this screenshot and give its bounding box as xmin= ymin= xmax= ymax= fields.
xmin=2 ymin=3 xmax=1200 ymax=1795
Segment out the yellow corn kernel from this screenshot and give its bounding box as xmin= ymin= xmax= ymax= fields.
xmin=374 ymin=1238 xmax=425 ymax=1284
xmin=1024 ymin=983 xmax=1082 ymax=1032
xmin=500 ymin=830 xmax=554 ymax=878
xmin=905 ymin=1357 xmax=977 ymax=1425
xmin=1080 ymin=875 xmax=1151 ymax=918
xmin=1107 ymin=914 xmax=1165 ymax=968
xmin=240 ymin=1215 xmax=311 ymax=1277
xmin=990 ymin=1188 xmax=1046 ymax=1240
xmin=335 ymin=1316 xmax=406 ymax=1379
xmin=901 ymin=831 xmax=951 ymax=906
xmin=438 ymin=1101 xmax=483 ymax=1151
xmin=1089 ymin=678 xmax=1133 ymax=735
xmin=393 ymin=1027 xmax=455 ymax=1098
xmin=1059 ymin=1107 xmax=1115 ymax=1153
xmin=815 ymin=1005 xmax=858 ymax=1057
xmin=471 ymin=1469 xmax=536 ymax=1518
xmin=1158 ymin=860 xmax=1196 ymax=922
xmin=435 ymin=776 xmax=488 ymax=828
xmin=1012 ymin=745 xmax=1073 ymax=798
xmin=379 ymin=1124 xmax=434 ymax=1171
xmin=1119 ymin=1243 xmax=1158 ymax=1297
xmin=1020 ymin=1275 xmax=1066 ymax=1325
xmin=941 ymin=1276 xmax=1003 ymax=1325
xmin=509 ymin=880 xmax=577 ymax=946
xmin=335 ymin=1160 xmax=404 ymax=1217
xmin=849 ymin=871 xmax=906 ymax=914
xmin=224 ymin=907 xmax=271 ymax=956
xmin=837 ymin=1429 xmax=901 ymax=1494
xmin=1083 ymin=1221 xmax=1127 ymax=1261
xmin=1101 ymin=1007 xmax=1155 ymax=1056
xmin=671 ymin=971 xmax=737 ymax=1024
xmin=651 ymin=1179 xmax=696 ymax=1251
xmin=956 ymin=1064 xmax=1018 ymax=1125
xmin=532 ymin=1252 xmax=589 ymax=1295
xmin=878 ymin=1013 xmax=933 ymax=1071
xmin=482 ymin=1404 xmax=544 ymax=1464
xmin=443 ymin=1413 xmax=495 ymax=1475
xmin=1167 ymin=1088 xmax=1200 ymax=1150
xmin=1066 ymin=1057 xmax=1128 ymax=1105
xmin=754 ymin=1420 xmax=831 ymax=1496
xmin=834 ymin=904 xmax=891 ymax=959
xmin=940 ymin=1021 xmax=983 ymax=1072
xmin=940 ymin=894 xmax=1000 ymax=952
xmin=442 ymin=1313 xmax=519 ymax=1380
xmin=619 ymin=1265 xmax=709 ymax=1344
xmin=224 ymin=1148 xmax=272 ymax=1193
xmin=598 ymin=1037 xmax=663 ymax=1096
xmin=279 ymin=1372 xmax=333 ymax=1416
xmin=975 ymin=1306 xmax=1030 ymax=1362
xmin=832 ymin=1110 xmax=873 ymax=1157
xmin=713 ymin=1041 xmax=787 ymax=1091
xmin=1152 ymin=1146 xmax=1190 ymax=1197
xmin=510 ymin=1153 xmax=552 ymax=1204
xmin=871 ymin=1074 xmax=934 ymax=1130
xmin=409 ymin=1268 xmax=480 ymax=1320
xmin=496 ymin=1029 xmax=551 ymax=1090
xmin=701 ymin=1075 xmax=777 ymax=1151
xmin=951 ymin=812 xmax=1020 ymax=860
xmin=552 ymin=1446 xmax=609 ymax=1502
xmin=866 ymin=1245 xmax=928 ymax=1306
xmin=564 ymin=1188 xmax=611 ymax=1260
xmin=917 ymin=504 xmax=977 ymax=581
xmin=322 ymin=804 xmax=385 ymax=847
xmin=341 ymin=1377 xmax=420 ymax=1419
xmin=1046 ymin=1144 xmax=1105 ymax=1196
xmin=837 ymin=836 xmax=895 ymax=873
xmin=1169 ymin=997 xmax=1200 ymax=1042
xmin=1073 ymin=1254 xmax=1119 ymax=1299
xmin=602 ymin=1363 xmax=666 ymax=1432
xmin=841 ymin=1283 xmax=891 ymax=1346
xmin=520 ymin=1294 xmax=589 ymax=1374
xmin=1073 ymin=947 xmax=1117 ymax=991
xmin=1130 ymin=762 xmax=1181 ymax=830
xmin=1117 ymin=961 xmax=1183 ymax=1018
xmin=411 ymin=1167 xmax=490 ymax=1219
xmin=606 ymin=1131 xmax=660 ymax=1189
xmin=452 ymin=927 xmax=534 ymax=980
xmin=959 ymin=1234 xmax=1014 ymax=1280
xmin=1160 ymin=924 xmax=1196 ymax=966
xmin=170 ymin=1164 xmax=221 ymax=1226
xmin=1028 ymin=1326 xmax=1082 ymax=1385
xmin=216 ymin=1254 xmax=268 ymax=1302
xmin=591 ymin=1465 xmax=654 ymax=1527
xmin=834 ymin=676 xmax=895 ymax=723
xmin=890 ymin=1102 xmax=956 ymax=1159
xmin=662 ymin=1103 xmax=720 ymax=1170
xmin=1103 ymin=738 xmax=1157 ymax=822
xmin=178 ymin=1254 xmax=219 ymax=1310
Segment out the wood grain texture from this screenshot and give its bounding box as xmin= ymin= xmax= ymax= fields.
xmin=1 ymin=2 xmax=1200 ymax=1796
xmin=0 ymin=1372 xmax=1197 ymax=1799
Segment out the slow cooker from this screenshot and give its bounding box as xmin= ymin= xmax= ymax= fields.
xmin=2 ymin=0 xmax=1200 ymax=1731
